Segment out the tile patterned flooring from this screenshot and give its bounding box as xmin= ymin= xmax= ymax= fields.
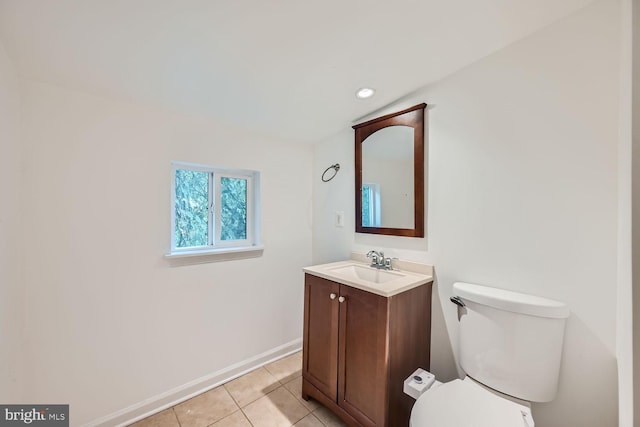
xmin=129 ymin=351 xmax=347 ymax=427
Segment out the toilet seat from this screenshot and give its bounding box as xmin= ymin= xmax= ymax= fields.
xmin=410 ymin=377 xmax=534 ymax=427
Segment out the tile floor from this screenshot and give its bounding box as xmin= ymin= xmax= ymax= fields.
xmin=129 ymin=351 xmax=347 ymax=427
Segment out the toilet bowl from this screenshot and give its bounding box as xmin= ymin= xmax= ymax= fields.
xmin=409 ymin=282 xmax=569 ymax=427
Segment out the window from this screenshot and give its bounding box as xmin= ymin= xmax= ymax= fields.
xmin=362 ymin=183 xmax=381 ymax=227
xmin=170 ymin=162 xmax=261 ymax=256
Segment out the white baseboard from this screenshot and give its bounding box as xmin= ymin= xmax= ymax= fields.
xmin=84 ymin=338 xmax=303 ymax=427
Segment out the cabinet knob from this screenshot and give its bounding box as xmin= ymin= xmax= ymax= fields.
xmin=338 ymin=296 xmax=346 ymax=303
xmin=330 ymin=293 xmax=337 ymax=300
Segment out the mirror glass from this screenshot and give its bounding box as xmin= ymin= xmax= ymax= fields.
xmin=361 ymin=126 xmax=414 ymax=229
xmin=353 ymin=103 xmax=426 ymax=237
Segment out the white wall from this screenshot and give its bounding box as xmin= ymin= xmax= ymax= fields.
xmin=19 ymin=81 xmax=313 ymax=424
xmin=617 ymin=0 xmax=634 ymax=424
xmin=0 ymin=38 xmax=23 ymax=402
xmin=313 ymin=1 xmax=620 ymax=426
xmin=631 ymin=0 xmax=640 ymax=422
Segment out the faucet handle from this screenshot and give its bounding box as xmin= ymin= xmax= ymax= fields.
xmin=384 ymin=257 xmax=399 ymax=270
xmin=366 ymin=251 xmax=378 ymax=266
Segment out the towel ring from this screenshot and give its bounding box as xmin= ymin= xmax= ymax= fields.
xmin=322 ymin=163 xmax=340 ymax=182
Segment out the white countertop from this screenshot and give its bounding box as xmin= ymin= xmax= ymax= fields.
xmin=303 ymin=258 xmax=433 ymax=297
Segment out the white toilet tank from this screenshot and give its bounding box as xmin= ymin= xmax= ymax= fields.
xmin=453 ymin=282 xmax=569 ymax=403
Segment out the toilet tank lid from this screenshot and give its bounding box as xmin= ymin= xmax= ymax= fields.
xmin=453 ymin=282 xmax=570 ymax=319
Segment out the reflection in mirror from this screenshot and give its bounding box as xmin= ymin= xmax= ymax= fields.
xmin=353 ymin=103 xmax=426 ymax=237
xmin=362 ymin=126 xmax=414 ymax=228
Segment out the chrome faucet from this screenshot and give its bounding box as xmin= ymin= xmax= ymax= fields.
xmin=366 ymin=250 xmax=392 ymax=270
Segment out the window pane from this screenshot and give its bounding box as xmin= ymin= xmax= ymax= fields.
xmin=362 ymin=186 xmax=371 ymax=227
xmin=175 ymin=169 xmax=209 ymax=247
xmin=220 ymin=177 xmax=247 ymax=241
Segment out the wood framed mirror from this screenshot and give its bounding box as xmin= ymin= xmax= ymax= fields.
xmin=353 ymin=103 xmax=426 ymax=237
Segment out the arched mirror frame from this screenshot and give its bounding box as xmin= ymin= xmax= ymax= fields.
xmin=353 ymin=103 xmax=426 ymax=237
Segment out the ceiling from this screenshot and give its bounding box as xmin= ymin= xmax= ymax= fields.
xmin=0 ymin=0 xmax=595 ymax=144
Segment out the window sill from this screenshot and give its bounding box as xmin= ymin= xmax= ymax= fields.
xmin=165 ymin=245 xmax=264 ymax=260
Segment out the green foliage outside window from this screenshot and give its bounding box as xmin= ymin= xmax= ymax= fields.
xmin=175 ymin=169 xmax=209 ymax=248
xmin=174 ymin=169 xmax=249 ymax=248
xmin=362 ymin=186 xmax=372 ymax=227
xmin=220 ymin=177 xmax=247 ymax=240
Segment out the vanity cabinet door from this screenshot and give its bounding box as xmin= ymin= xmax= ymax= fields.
xmin=338 ymin=284 xmax=389 ymax=427
xmin=303 ymin=274 xmax=340 ymax=400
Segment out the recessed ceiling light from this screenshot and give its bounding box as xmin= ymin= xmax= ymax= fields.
xmin=356 ymin=87 xmax=375 ymax=99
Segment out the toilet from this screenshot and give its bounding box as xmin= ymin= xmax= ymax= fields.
xmin=410 ymin=282 xmax=570 ymax=427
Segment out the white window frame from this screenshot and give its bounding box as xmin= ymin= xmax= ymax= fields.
xmin=167 ymin=161 xmax=262 ymax=258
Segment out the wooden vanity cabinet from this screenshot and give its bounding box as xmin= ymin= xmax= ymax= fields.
xmin=302 ymin=273 xmax=432 ymax=427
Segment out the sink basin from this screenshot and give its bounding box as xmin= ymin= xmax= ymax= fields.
xmin=327 ymin=264 xmax=405 ymax=284
xmin=304 ymin=258 xmax=433 ymax=297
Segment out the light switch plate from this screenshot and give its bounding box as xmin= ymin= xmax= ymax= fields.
xmin=335 ymin=211 xmax=344 ymax=227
